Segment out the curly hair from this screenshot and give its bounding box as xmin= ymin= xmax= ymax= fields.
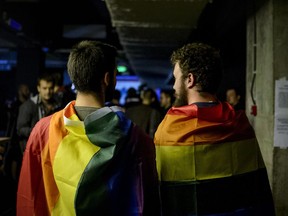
xmin=170 ymin=43 xmax=223 ymax=94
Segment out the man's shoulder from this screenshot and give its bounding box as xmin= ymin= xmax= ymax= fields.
xmin=35 ymin=109 xmax=64 ymax=130
xmin=34 ymin=114 xmax=53 ymax=130
xmin=22 ymin=95 xmax=37 ymax=106
xmin=19 ymin=97 xmax=37 ymax=111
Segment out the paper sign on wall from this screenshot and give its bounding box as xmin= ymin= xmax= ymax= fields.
xmin=274 ymin=78 xmax=288 ymax=148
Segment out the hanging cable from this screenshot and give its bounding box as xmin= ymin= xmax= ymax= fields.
xmin=250 ymin=0 xmax=257 ymax=115
xmin=250 ymin=73 xmax=256 ymax=105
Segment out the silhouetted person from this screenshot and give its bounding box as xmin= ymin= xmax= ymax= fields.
xmin=159 ymin=89 xmax=174 ymax=118
xmin=105 ymin=89 xmax=122 ymax=107
xmin=125 ymin=88 xmax=162 ymax=138
xmin=53 ymin=72 xmax=76 ymax=109
xmin=226 ymin=86 xmax=245 ymax=110
xmin=0 ymin=93 xmax=8 ymax=137
xmin=0 ymin=140 xmax=17 ymax=216
xmin=124 ymin=87 xmax=141 ymax=109
xmin=4 ymin=84 xmax=30 ymax=184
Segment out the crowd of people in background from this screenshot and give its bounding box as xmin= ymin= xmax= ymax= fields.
xmin=0 ymin=72 xmax=76 ymax=215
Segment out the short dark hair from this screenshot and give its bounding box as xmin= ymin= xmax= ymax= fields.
xmin=113 ymin=89 xmax=121 ymax=100
xmin=161 ymin=89 xmax=174 ymax=97
xmin=37 ymin=72 xmax=55 ymax=86
xmin=226 ymin=86 xmax=241 ymax=96
xmin=67 ymin=40 xmax=117 ymax=93
xmin=143 ymin=88 xmax=157 ymax=101
xmin=170 ymin=43 xmax=223 ymax=94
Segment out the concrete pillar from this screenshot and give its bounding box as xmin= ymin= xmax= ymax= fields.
xmin=246 ymin=0 xmax=288 ymax=215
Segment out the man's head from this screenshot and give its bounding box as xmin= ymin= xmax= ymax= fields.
xmin=111 ymin=89 xmax=121 ymax=105
xmin=226 ymin=87 xmax=240 ymax=107
xmin=142 ymin=88 xmax=157 ymax=105
xmin=170 ymin=43 xmax=222 ymax=107
xmin=160 ymin=89 xmax=174 ymax=109
xmin=18 ymin=84 xmax=30 ymax=101
xmin=67 ymin=40 xmax=118 ymax=101
xmin=37 ymin=73 xmax=55 ymax=102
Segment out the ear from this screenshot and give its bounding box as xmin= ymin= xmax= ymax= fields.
xmin=187 ymin=73 xmax=195 ymax=88
xmin=37 ymin=85 xmax=40 ymax=93
xmin=104 ymin=72 xmax=110 ymax=86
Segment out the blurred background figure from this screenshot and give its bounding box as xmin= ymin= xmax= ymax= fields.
xmin=0 ymin=140 xmax=17 ymax=216
xmin=159 ymin=89 xmax=174 ymax=118
xmin=106 ymin=89 xmax=122 ymax=107
xmin=0 ymin=84 xmax=30 ymax=216
xmin=226 ymin=86 xmax=245 ymax=110
xmin=15 ymin=84 xmax=30 ymax=106
xmin=53 ymin=72 xmax=76 ymax=109
xmin=16 ymin=72 xmax=61 ymax=152
xmin=5 ymin=84 xmax=31 ymax=184
xmin=6 ymin=84 xmax=30 ymax=138
xmin=0 ymin=93 xmax=8 ymax=137
xmin=125 ymin=88 xmax=162 ymax=138
xmin=124 ymin=87 xmax=141 ymax=109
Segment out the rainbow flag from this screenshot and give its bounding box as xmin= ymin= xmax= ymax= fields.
xmin=154 ymin=102 xmax=275 ymax=216
xmin=17 ymin=101 xmax=160 ymax=216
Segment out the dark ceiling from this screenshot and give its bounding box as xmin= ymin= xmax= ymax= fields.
xmin=0 ymin=0 xmax=253 ymax=90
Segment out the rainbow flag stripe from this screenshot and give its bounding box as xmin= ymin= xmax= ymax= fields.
xmin=17 ymin=101 xmax=160 ymax=216
xmin=154 ymin=102 xmax=275 ymax=216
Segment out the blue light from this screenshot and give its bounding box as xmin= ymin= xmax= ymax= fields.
xmin=116 ymin=75 xmax=139 ymax=81
xmin=42 ymin=47 xmax=49 ymax=53
xmin=0 ymin=60 xmax=8 ymax=64
xmin=8 ymin=18 xmax=22 ymax=31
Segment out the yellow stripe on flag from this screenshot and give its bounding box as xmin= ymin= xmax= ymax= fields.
xmin=156 ymin=138 xmax=265 ymax=181
xmin=52 ymin=127 xmax=100 ymax=215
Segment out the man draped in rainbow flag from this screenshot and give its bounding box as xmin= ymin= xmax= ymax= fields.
xmin=17 ymin=41 xmax=161 ymax=216
xmin=154 ymin=43 xmax=275 ymax=216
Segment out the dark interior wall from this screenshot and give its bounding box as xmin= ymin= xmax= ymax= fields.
xmin=16 ymin=47 xmax=45 ymax=95
xmin=218 ymin=25 xmax=246 ymax=102
xmin=0 ymin=69 xmax=17 ymax=100
xmin=0 ymin=47 xmax=44 ymax=102
xmin=191 ymin=0 xmax=247 ymax=102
